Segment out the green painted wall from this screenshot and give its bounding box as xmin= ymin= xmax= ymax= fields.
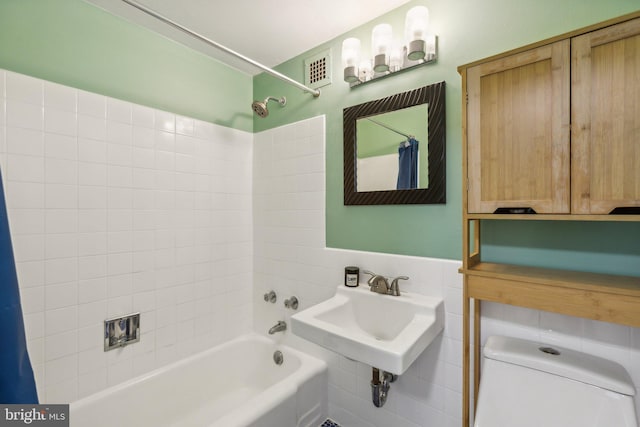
xmin=253 ymin=0 xmax=640 ymax=273
xmin=0 ymin=0 xmax=253 ymax=132
xmin=481 ymin=221 xmax=640 ymax=277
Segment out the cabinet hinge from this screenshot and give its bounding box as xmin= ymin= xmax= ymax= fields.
xmin=466 ymin=177 xmax=470 ymax=192
xmin=465 ymin=92 xmax=469 ymax=104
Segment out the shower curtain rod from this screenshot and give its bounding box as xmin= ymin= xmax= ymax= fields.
xmin=366 ymin=118 xmax=412 ymax=139
xmin=121 ymin=0 xmax=321 ymax=97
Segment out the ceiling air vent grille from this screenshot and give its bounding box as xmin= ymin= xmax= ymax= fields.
xmin=304 ymin=49 xmax=332 ymax=89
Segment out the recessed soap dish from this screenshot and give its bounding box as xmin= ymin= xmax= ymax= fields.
xmin=104 ymin=313 xmax=140 ymax=351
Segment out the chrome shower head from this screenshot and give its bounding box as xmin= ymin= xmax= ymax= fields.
xmin=251 ymin=100 xmax=269 ymax=118
xmin=251 ymin=96 xmax=286 ymax=118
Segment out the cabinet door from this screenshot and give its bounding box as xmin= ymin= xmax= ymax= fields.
xmin=467 ymin=41 xmax=570 ymax=214
xmin=572 ymin=18 xmax=640 ymax=214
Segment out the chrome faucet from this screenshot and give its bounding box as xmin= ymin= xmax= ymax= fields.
xmin=268 ymin=320 xmax=287 ymax=335
xmin=364 ymin=270 xmax=390 ymax=294
xmin=363 ymin=271 xmax=409 ymax=296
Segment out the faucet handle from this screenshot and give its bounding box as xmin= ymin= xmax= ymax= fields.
xmin=362 ymin=270 xmax=375 ymax=278
xmin=284 ymin=296 xmax=298 ymax=310
xmin=362 ymin=270 xmax=377 ymax=286
xmin=362 ymin=270 xmax=381 ymax=292
xmin=362 ymin=271 xmax=392 ymax=294
xmin=263 ymin=290 xmax=277 ymax=303
xmin=389 ymin=276 xmax=409 ymax=296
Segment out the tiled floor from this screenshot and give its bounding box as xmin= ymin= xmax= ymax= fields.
xmin=320 ymin=419 xmax=341 ymax=427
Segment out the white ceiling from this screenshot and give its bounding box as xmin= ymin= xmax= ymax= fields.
xmin=85 ymin=0 xmax=412 ymax=75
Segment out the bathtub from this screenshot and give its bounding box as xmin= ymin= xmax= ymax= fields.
xmin=70 ymin=334 xmax=327 ymax=427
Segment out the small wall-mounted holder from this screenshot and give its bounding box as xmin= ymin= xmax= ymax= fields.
xmin=104 ymin=313 xmax=140 ymax=351
xmin=264 ymin=290 xmax=277 ymax=303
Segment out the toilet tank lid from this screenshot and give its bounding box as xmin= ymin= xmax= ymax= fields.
xmin=483 ymin=336 xmax=636 ymax=396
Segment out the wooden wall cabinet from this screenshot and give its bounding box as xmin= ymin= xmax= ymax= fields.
xmin=572 ymin=18 xmax=640 ymax=214
xmin=458 ymin=12 xmax=640 ymax=427
xmin=466 ymin=16 xmax=640 ymax=215
xmin=466 ymin=40 xmax=570 ymax=214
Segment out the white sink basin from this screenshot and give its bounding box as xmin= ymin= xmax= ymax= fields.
xmin=291 ymin=285 xmax=444 ymax=375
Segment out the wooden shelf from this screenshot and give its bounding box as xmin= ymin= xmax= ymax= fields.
xmin=461 ymin=262 xmax=640 ymax=327
xmin=466 ymin=213 xmax=640 ymax=221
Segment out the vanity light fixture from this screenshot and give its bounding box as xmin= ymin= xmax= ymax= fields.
xmin=342 ymin=37 xmax=361 ymax=83
xmin=372 ymin=23 xmax=393 ymax=72
xmin=405 ymin=5 xmax=432 ymax=60
xmin=342 ymin=6 xmax=437 ymax=87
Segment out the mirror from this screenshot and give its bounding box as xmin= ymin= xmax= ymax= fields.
xmin=343 ymin=81 xmax=446 ymax=205
xmin=355 ymin=104 xmax=429 ymax=192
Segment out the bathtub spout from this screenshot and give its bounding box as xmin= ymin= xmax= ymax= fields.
xmin=269 ymin=321 xmax=287 ymax=335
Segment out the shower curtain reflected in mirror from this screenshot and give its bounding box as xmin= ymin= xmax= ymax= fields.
xmin=397 ymin=138 xmax=419 ymax=190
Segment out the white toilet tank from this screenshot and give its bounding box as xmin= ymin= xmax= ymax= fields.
xmin=474 ymin=335 xmax=638 ymax=427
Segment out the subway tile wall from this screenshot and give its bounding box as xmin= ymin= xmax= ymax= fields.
xmin=253 ymin=116 xmax=640 ymax=426
xmin=0 ymin=69 xmax=254 ymax=402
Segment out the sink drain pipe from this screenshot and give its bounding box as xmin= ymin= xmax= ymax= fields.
xmin=371 ymin=367 xmax=397 ymax=407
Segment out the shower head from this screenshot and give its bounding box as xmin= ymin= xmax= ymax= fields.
xmin=251 ymin=96 xmax=286 ymax=118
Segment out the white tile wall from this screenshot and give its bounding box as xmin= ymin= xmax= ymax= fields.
xmin=253 ymin=116 xmax=640 ymax=426
xmin=1 ymin=69 xmax=253 ymax=403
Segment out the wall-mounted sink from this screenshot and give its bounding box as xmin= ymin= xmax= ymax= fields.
xmin=291 ymin=285 xmax=444 ymax=375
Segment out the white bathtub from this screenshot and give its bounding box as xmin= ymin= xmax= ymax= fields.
xmin=70 ymin=334 xmax=327 ymax=427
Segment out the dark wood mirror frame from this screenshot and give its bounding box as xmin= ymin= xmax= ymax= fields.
xmin=343 ymin=81 xmax=446 ymax=205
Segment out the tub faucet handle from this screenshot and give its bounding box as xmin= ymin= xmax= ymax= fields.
xmin=284 ymin=296 xmax=298 ymax=310
xmin=263 ymin=290 xmax=277 ymax=303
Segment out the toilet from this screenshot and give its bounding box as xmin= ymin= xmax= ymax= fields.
xmin=474 ymin=335 xmax=638 ymax=427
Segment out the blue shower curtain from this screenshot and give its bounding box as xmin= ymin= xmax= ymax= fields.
xmin=0 ymin=170 xmax=38 ymax=404
xmin=397 ymin=138 xmax=419 ymax=190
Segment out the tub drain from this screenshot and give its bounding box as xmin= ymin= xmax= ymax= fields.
xmin=273 ymin=350 xmax=283 ymax=365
